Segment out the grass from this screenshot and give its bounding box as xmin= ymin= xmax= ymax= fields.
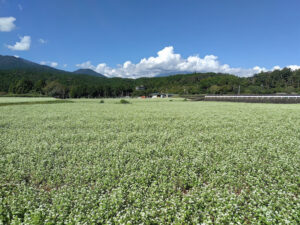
xmin=0 ymin=98 xmax=299 ymax=224
xmin=0 ymin=97 xmax=56 ymax=103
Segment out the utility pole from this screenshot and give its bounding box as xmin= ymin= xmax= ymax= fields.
xmin=238 ymin=85 xmax=240 ymax=95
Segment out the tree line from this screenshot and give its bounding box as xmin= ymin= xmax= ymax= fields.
xmin=1 ymin=68 xmax=300 ymax=98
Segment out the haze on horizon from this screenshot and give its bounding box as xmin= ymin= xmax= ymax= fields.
xmin=1 ymin=0 xmax=300 ymax=78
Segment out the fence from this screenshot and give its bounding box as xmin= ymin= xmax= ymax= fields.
xmin=204 ymin=95 xmax=300 ymax=103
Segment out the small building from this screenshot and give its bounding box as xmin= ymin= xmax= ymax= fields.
xmin=149 ymin=93 xmax=168 ymax=98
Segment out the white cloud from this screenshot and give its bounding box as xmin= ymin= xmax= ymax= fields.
xmin=14 ymin=55 xmax=19 ymax=58
xmin=40 ymin=61 xmax=58 ymax=68
xmin=50 ymin=62 xmax=58 ymax=67
xmin=18 ymin=4 xmax=23 ymax=11
xmin=271 ymin=65 xmax=300 ymax=71
xmin=7 ymin=36 xmax=31 ymax=51
xmin=76 ymin=46 xmax=300 ymax=78
xmin=39 ymin=38 xmax=47 ymax=44
xmin=63 ymin=64 xmax=68 ymax=68
xmin=75 ymin=46 xmax=269 ymax=78
xmin=287 ymin=65 xmax=300 ymax=71
xmin=272 ymin=65 xmax=281 ymax=71
xmin=76 ymin=61 xmax=94 ymax=69
xmin=0 ymin=17 xmax=16 ymax=32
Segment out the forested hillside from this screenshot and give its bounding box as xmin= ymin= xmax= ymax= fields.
xmin=1 ymin=67 xmax=300 ymax=98
xmin=73 ymin=69 xmax=106 ymax=77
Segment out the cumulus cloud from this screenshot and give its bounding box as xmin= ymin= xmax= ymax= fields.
xmin=76 ymin=61 xmax=94 ymax=69
xmin=272 ymin=65 xmax=281 ymax=71
xmin=39 ymin=38 xmax=47 ymax=44
xmin=40 ymin=61 xmax=58 ymax=68
xmin=7 ymin=36 xmax=31 ymax=51
xmin=272 ymin=65 xmax=300 ymax=71
xmin=0 ymin=17 xmax=16 ymax=32
xmin=286 ymin=65 xmax=300 ymax=71
xmin=76 ymin=46 xmax=300 ymax=78
xmin=50 ymin=62 xmax=58 ymax=67
xmin=75 ymin=46 xmax=266 ymax=78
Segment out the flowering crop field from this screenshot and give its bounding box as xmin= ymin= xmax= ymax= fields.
xmin=0 ymin=99 xmax=299 ymax=224
xmin=0 ymin=97 xmax=56 ymax=103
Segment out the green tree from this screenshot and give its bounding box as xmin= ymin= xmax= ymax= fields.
xmin=43 ymin=81 xmax=67 ymax=98
xmin=33 ymin=80 xmax=46 ymax=94
xmin=14 ymin=79 xmax=34 ymax=94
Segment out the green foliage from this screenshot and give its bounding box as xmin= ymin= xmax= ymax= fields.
xmin=69 ymin=85 xmax=87 ymax=98
xmin=0 ymin=93 xmax=45 ymax=97
xmin=43 ymin=81 xmax=67 ymax=99
xmin=0 ymin=99 xmax=299 ymax=223
xmin=33 ymin=80 xmax=46 ymax=94
xmin=13 ymin=79 xmax=34 ymax=94
xmin=0 ymin=99 xmax=72 ymax=107
xmin=120 ymin=99 xmax=130 ymax=104
xmin=100 ymin=100 xmax=104 ymax=103
xmin=1 ymin=68 xmax=300 ymax=97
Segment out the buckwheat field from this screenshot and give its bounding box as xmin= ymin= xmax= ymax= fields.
xmin=0 ymin=99 xmax=299 ymax=224
xmin=0 ymin=97 xmax=56 ymax=104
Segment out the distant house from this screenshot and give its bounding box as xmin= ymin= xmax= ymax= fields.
xmin=149 ymin=93 xmax=168 ymax=98
xmin=135 ymin=85 xmax=146 ymax=91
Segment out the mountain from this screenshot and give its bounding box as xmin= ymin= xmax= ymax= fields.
xmin=0 ymin=55 xmax=106 ymax=78
xmin=73 ymin=69 xmax=105 ymax=77
xmin=0 ymin=55 xmax=63 ymax=72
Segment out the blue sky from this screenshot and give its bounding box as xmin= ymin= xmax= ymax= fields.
xmin=0 ymin=0 xmax=300 ymax=78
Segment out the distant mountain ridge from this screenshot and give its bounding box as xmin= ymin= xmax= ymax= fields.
xmin=73 ymin=69 xmax=105 ymax=77
xmin=0 ymin=54 xmax=183 ymax=79
xmin=0 ymin=55 xmax=64 ymax=72
xmin=0 ymin=55 xmax=106 ymax=77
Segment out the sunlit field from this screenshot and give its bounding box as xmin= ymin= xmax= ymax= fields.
xmin=0 ymin=98 xmax=299 ymax=224
xmin=0 ymin=97 xmax=56 ymax=103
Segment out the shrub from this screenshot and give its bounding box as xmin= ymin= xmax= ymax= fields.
xmin=100 ymin=100 xmax=104 ymax=104
xmin=120 ymin=99 xmax=130 ymax=104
